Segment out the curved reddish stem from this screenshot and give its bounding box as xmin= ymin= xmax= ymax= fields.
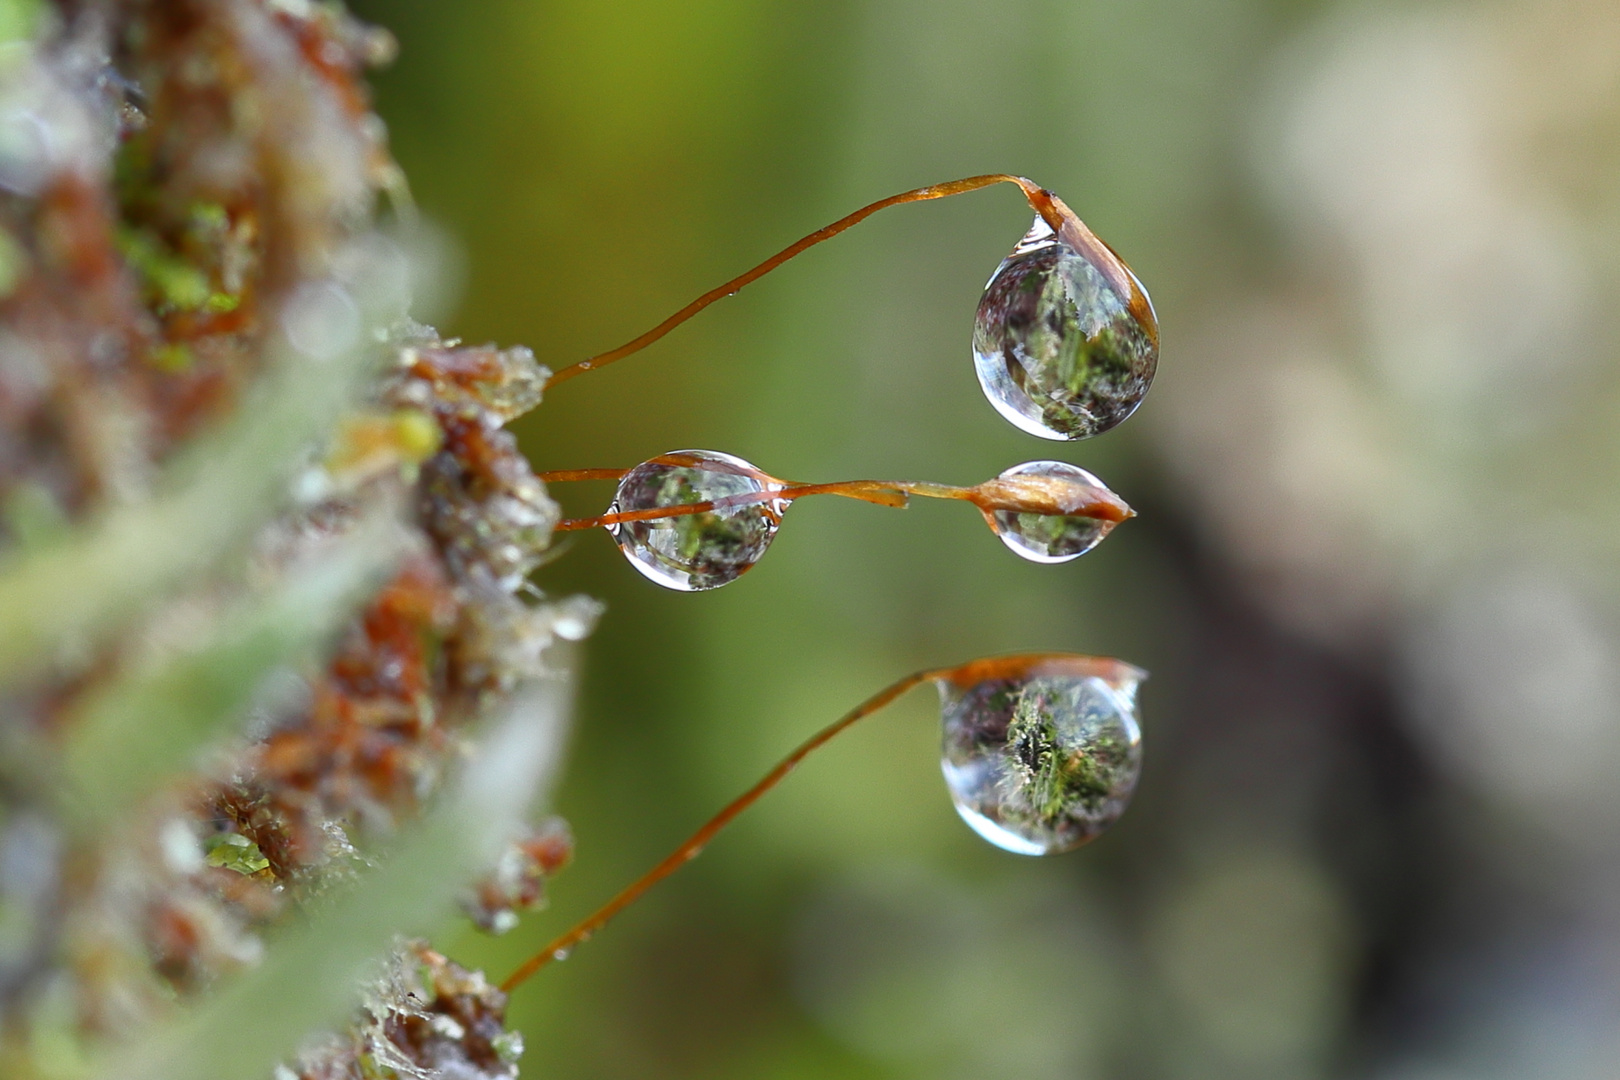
xmin=537 ymin=468 xmax=632 ymax=483
xmin=543 ymin=174 xmax=1045 ymax=390
xmin=498 ymin=651 xmax=1135 ymax=993
xmin=549 ymin=479 xmax=946 ymax=532
xmin=498 ymin=665 xmax=939 ymax=992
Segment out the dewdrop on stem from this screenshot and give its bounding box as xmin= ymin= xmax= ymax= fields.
xmin=605 ymin=450 xmax=788 ymax=591
xmin=542 ymin=453 xmax=1133 ymax=589
xmin=500 ymin=652 xmax=1145 ymax=992
xmin=541 ymin=175 xmax=1156 ymax=444
xmin=973 ymin=191 xmax=1159 ymax=440
xmin=978 ymin=460 xmax=1121 ymax=563
xmin=937 ymin=654 xmax=1143 ymax=855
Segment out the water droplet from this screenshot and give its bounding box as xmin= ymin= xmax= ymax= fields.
xmin=609 ymin=450 xmax=785 ymax=591
xmin=973 ymin=213 xmax=1158 ymax=440
xmin=552 ymin=948 xmax=571 ymax=962
xmin=282 ymin=280 xmax=361 ymax=361
xmin=985 ymin=461 xmax=1119 ymax=563
xmin=0 ymin=109 xmax=54 ymax=197
xmin=547 ymin=595 xmax=603 ymax=641
xmin=938 ymin=658 xmax=1143 ymax=855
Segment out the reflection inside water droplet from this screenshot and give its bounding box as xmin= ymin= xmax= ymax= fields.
xmin=938 ymin=661 xmax=1142 ymax=855
xmin=609 ymin=450 xmax=785 ymax=591
xmin=987 ymin=460 xmax=1117 ymax=563
xmin=973 ymin=215 xmax=1157 ymax=440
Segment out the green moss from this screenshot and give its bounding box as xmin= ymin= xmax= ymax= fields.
xmin=356 ymin=1051 xmax=399 ymax=1080
xmin=491 ymin=1031 xmax=523 ymax=1065
xmin=150 ymin=343 xmax=195 ymax=373
xmin=188 ymin=202 xmax=229 ymax=232
xmin=117 ymin=228 xmax=212 ymax=313
xmin=204 ymin=833 xmax=270 ymax=876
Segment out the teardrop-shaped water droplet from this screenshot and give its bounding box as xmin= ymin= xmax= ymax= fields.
xmin=987 ymin=460 xmax=1118 ymax=564
xmin=938 ymin=658 xmax=1143 ymax=855
xmin=609 ymin=450 xmax=784 ymax=591
xmin=973 ymin=214 xmax=1158 ymax=440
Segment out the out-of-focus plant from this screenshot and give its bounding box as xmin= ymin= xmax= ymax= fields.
xmin=0 ymin=3 xmax=1160 ymax=1078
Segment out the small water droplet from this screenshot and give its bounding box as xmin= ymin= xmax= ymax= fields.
xmin=609 ymin=450 xmax=785 ymax=591
xmin=0 ymin=109 xmax=54 ymax=197
xmin=282 ymin=280 xmax=361 ymax=361
xmin=552 ymin=948 xmax=571 ymax=961
xmin=973 ymin=214 xmax=1157 ymax=440
xmin=987 ymin=460 xmax=1117 ymax=563
xmin=548 ymin=595 xmax=603 ymax=641
xmin=937 ymin=659 xmax=1143 ymax=855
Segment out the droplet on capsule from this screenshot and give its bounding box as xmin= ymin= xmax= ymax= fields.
xmin=609 ymin=450 xmax=785 ymax=591
xmin=937 ymin=656 xmax=1143 ymax=855
xmin=979 ymin=460 xmax=1125 ymax=564
xmin=972 ymin=200 xmax=1158 ymax=441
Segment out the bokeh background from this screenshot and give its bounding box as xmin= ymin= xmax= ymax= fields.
xmin=349 ymin=1 xmax=1620 ymax=1077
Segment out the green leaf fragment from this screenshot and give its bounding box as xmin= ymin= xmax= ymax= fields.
xmin=205 ymin=834 xmax=270 ymax=875
xmin=118 ymin=228 xmax=211 ymax=312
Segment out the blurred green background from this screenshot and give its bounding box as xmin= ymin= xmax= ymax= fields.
xmin=352 ymin=1 xmax=1620 ymax=1077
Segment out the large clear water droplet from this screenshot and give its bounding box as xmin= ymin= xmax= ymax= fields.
xmin=609 ymin=450 xmax=784 ymax=591
xmin=973 ymin=215 xmax=1158 ymax=440
xmin=938 ymin=659 xmax=1143 ymax=855
xmin=987 ymin=460 xmax=1119 ymax=564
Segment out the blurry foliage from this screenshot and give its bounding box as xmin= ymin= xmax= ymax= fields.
xmin=0 ymin=3 xmax=582 ymax=1080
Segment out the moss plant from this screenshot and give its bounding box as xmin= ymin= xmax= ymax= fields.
xmin=0 ymin=3 xmax=1157 ymax=1078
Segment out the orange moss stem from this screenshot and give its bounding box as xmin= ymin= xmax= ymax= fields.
xmin=542 ymin=174 xmax=1047 ymax=390
xmin=546 ymin=472 xmax=1131 ymax=533
xmin=499 ymin=652 xmax=1123 ymax=993
xmin=499 ymin=666 xmax=941 ymax=992
xmin=548 ymin=478 xmax=952 ymax=532
xmin=536 ymin=468 xmax=631 ymax=483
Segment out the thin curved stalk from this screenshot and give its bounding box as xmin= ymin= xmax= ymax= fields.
xmin=499 ymin=652 xmax=1120 ymax=992
xmin=499 ymin=665 xmax=942 ymax=991
xmin=543 ymin=174 xmax=1045 ymax=389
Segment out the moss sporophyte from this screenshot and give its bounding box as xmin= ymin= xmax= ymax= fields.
xmin=501 ymin=654 xmax=1147 ymax=991
xmin=541 ymin=452 xmax=1134 ymax=590
xmin=0 ymin=5 xmax=1160 ymax=1078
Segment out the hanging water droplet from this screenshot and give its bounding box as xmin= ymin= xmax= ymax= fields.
xmin=937 ymin=658 xmax=1143 ymax=855
xmin=973 ymin=210 xmax=1158 ymax=440
xmin=609 ymin=450 xmax=785 ymax=591
xmin=984 ymin=460 xmax=1120 ymax=564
